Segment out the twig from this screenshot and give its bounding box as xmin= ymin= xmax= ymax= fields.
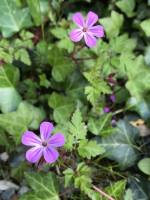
xmin=92 ymin=185 xmax=115 ymax=200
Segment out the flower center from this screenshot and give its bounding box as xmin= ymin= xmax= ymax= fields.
xmin=82 ymin=27 xmax=88 ymax=32
xmin=42 ymin=141 xmax=47 ymax=147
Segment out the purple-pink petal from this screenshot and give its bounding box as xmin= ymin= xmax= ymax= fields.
xmin=69 ymin=28 xmax=83 ymax=42
xmin=103 ymin=107 xmax=110 ymax=113
xmin=84 ymin=33 xmax=97 ymax=47
xmin=26 ymin=146 xmax=43 ymax=163
xmin=48 ymin=133 xmax=65 ymax=147
xmin=86 ymin=11 xmax=98 ymax=27
xmin=40 ymin=122 xmax=54 ymax=141
xmin=43 ymin=147 xmax=59 ymax=163
xmin=110 ymin=94 xmax=116 ymax=103
xmin=22 ymin=131 xmax=41 ymax=146
xmin=72 ymin=12 xmax=85 ymax=27
xmin=89 ymin=25 xmax=104 ymax=38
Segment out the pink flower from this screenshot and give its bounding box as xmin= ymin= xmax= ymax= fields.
xmin=70 ymin=11 xmax=104 ymax=47
xmin=21 ymin=122 xmax=65 ymax=164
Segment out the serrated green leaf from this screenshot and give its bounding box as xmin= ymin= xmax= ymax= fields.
xmin=63 ymin=168 xmax=74 ymax=187
xmin=69 ymin=109 xmax=87 ymax=140
xmin=78 ymin=139 xmax=105 ymax=159
xmin=88 ymin=114 xmax=113 ymax=136
xmin=14 ymin=49 xmax=31 ymax=65
xmin=101 ymin=180 xmax=126 ymax=200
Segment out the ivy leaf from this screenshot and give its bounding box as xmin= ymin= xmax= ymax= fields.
xmin=69 ymin=109 xmax=87 ymax=140
xmin=127 ymin=97 xmax=150 ymax=120
xmin=0 ymin=64 xmax=21 ymax=113
xmin=100 ymin=120 xmax=139 ymax=169
xmin=116 ymin=0 xmax=136 ymax=17
xmin=128 ymin=177 xmax=150 ymax=199
xmin=48 ymin=92 xmax=75 ymax=123
xmin=21 ymin=172 xmax=60 ymax=200
xmin=140 ymin=19 xmax=150 ymax=37
xmin=144 ymin=46 xmax=150 ymax=66
xmin=0 ymin=101 xmax=45 ymax=144
xmin=125 ymin=56 xmax=150 ymax=99
xmin=0 ymin=0 xmax=33 ymax=37
xmin=78 ymin=139 xmax=105 ymax=159
xmin=48 ymin=47 xmax=74 ymax=82
xmin=110 ymin=34 xmax=137 ymax=54
xmin=51 ymin=27 xmax=67 ymax=39
xmin=100 ymin=11 xmax=124 ymax=38
xmin=138 ymin=158 xmax=150 ymax=175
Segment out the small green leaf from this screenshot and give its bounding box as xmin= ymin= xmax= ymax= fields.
xmin=48 ymin=47 xmax=74 ymax=82
xmin=27 ymin=0 xmax=41 ymax=26
xmin=14 ymin=49 xmax=31 ymax=65
xmin=145 ymin=46 xmax=150 ymax=66
xmin=63 ymin=168 xmax=74 ymax=187
xmin=48 ymin=92 xmax=75 ymax=123
xmin=124 ymin=189 xmax=133 ymax=200
xmin=51 ymin=27 xmax=67 ymax=39
xmin=102 ymin=180 xmax=126 ymax=200
xmin=140 ymin=19 xmax=150 ymax=37
xmin=78 ymin=139 xmax=105 ymax=159
xmin=0 ymin=64 xmax=21 ymax=113
xmin=100 ymin=11 xmax=124 ymax=38
xmin=69 ymin=109 xmax=87 ymax=140
xmin=88 ymin=114 xmax=113 ymax=136
xmin=138 ymin=158 xmax=150 ymax=175
xmin=116 ymin=0 xmax=136 ymax=17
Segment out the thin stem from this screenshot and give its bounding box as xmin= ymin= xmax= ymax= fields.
xmin=92 ymin=185 xmax=115 ymax=200
xmin=75 ymin=57 xmax=96 ymax=61
xmin=38 ymin=0 xmax=45 ymax=40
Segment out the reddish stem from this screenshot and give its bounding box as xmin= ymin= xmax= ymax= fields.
xmin=92 ymin=185 xmax=115 ymax=200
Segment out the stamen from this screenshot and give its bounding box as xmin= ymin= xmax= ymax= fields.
xmin=42 ymin=141 xmax=47 ymax=147
xmin=82 ymin=27 xmax=88 ymax=32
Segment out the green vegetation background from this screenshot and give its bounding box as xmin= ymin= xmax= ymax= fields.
xmin=0 ymin=0 xmax=150 ymax=199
